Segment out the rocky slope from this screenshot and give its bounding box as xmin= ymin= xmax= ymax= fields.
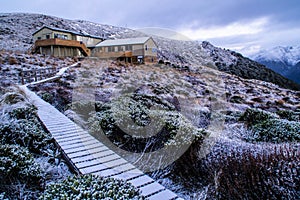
xmin=251 ymin=46 xmax=300 ymax=84
xmin=0 ymin=13 xmax=299 ymax=90
xmin=26 ymin=59 xmax=300 ymax=199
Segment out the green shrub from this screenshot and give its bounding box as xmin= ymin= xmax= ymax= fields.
xmin=276 ymin=110 xmax=300 ymax=122
xmin=249 ymin=119 xmax=300 ymax=143
xmin=41 ymin=92 xmax=54 ymax=104
xmin=240 ymin=108 xmax=300 ymax=143
xmin=40 ymin=174 xmax=144 ymax=200
xmin=239 ymin=108 xmax=277 ymax=126
xmin=1 ymin=104 xmax=53 ymax=153
xmin=0 ymin=119 xmax=53 ymax=153
xmin=89 ymin=94 xmax=204 ymax=153
xmin=7 ymin=104 xmax=38 ymax=120
xmin=0 ymin=144 xmax=42 ymax=183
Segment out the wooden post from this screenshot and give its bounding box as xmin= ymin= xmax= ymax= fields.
xmin=20 ymin=71 xmax=24 ymax=85
xmin=38 ymin=69 xmax=41 ymax=81
xmin=58 ymin=46 xmax=61 ymax=57
xmin=34 ymin=69 xmax=37 ymax=82
xmin=51 ymin=45 xmax=54 ymax=56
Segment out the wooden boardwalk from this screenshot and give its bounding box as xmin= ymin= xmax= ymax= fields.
xmin=20 ymin=85 xmax=182 ymax=200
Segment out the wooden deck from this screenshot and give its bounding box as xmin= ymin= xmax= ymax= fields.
xmin=34 ymin=38 xmax=91 ymax=56
xmin=20 ymin=85 xmax=182 ymax=200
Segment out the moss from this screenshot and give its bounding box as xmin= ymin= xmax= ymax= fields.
xmin=40 ymin=174 xmax=144 ymax=200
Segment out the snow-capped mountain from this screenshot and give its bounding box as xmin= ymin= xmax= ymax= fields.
xmin=252 ymin=46 xmax=300 ymax=66
xmin=251 ymin=46 xmax=300 ymax=84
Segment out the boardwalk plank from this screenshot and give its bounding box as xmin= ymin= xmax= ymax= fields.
xmin=55 ymin=134 xmax=93 ymax=143
xmin=58 ymin=136 xmax=95 ymax=145
xmin=147 ymin=190 xmax=178 ymax=200
xmin=72 ymin=152 xmax=119 ymax=164
xmin=60 ymin=140 xmax=99 ymax=150
xmin=127 ymin=175 xmax=154 ymax=188
xmin=110 ymin=168 xmax=144 ymax=181
xmin=75 ymin=153 xmax=116 ymax=169
xmin=68 ymin=146 xmax=109 ymax=159
xmin=54 ymin=131 xmax=88 ymax=140
xmin=63 ymin=143 xmax=101 ymax=154
xmin=95 ymin=163 xmax=136 ymax=177
xmin=79 ymin=162 xmax=108 ymax=174
xmin=139 ymin=182 xmax=165 ymax=197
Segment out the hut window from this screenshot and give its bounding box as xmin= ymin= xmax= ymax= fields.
xmin=117 ymin=46 xmax=125 ymax=51
xmin=125 ymin=45 xmax=132 ymax=51
xmin=46 ymin=34 xmax=50 ymax=39
xmin=145 ymin=45 xmax=148 ymax=51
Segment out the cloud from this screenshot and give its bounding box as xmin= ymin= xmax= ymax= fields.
xmin=1 ymin=0 xmax=300 ymax=54
xmin=178 ymin=17 xmax=270 ymax=40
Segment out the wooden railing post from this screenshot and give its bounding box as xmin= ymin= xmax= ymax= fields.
xmin=20 ymin=71 xmax=24 ymax=85
xmin=34 ymin=69 xmax=37 ymax=82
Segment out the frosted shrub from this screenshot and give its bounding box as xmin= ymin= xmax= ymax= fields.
xmin=89 ymin=94 xmax=204 ymax=153
xmin=0 ymin=92 xmax=25 ymax=105
xmin=0 ymin=144 xmax=42 ymax=183
xmin=0 ymin=106 xmax=53 ymax=153
xmin=239 ymin=108 xmax=277 ymax=126
xmin=250 ymin=119 xmax=300 ymax=143
xmin=240 ymin=108 xmax=300 ymax=143
xmin=276 ymin=110 xmax=300 ymax=122
xmin=40 ymin=174 xmax=144 ymax=200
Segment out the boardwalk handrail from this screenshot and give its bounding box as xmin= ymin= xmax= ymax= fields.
xmin=20 ymin=66 xmax=57 ymax=85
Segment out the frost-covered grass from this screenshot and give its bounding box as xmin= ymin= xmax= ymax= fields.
xmin=0 ymin=88 xmax=72 ymax=199
xmin=0 ymin=50 xmax=76 ymax=87
xmin=24 ymin=59 xmax=300 ymax=199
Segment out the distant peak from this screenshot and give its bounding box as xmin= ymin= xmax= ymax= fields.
xmin=252 ymin=45 xmax=300 ymax=66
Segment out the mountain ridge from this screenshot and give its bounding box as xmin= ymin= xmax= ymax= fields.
xmin=0 ymin=12 xmax=299 ymax=90
xmin=251 ymin=46 xmax=300 ymax=84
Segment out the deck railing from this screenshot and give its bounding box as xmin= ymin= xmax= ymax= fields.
xmin=34 ymin=38 xmax=90 ymax=56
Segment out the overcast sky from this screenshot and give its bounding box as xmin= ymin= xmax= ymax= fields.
xmin=1 ymin=0 xmax=300 ymax=55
